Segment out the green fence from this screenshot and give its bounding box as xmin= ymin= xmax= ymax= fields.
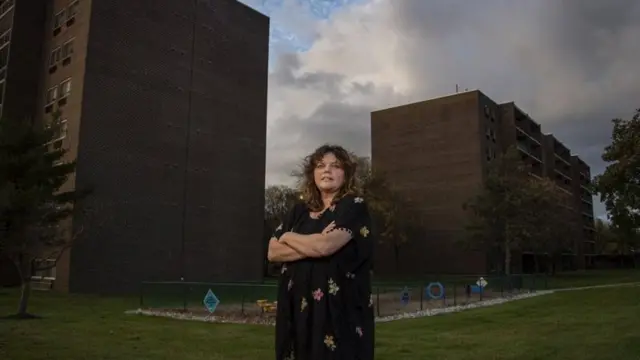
xmin=140 ymin=281 xmax=278 ymax=313
xmin=139 ymin=274 xmax=548 ymax=317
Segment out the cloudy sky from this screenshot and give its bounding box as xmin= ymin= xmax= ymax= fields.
xmin=240 ymin=0 xmax=640 ymax=218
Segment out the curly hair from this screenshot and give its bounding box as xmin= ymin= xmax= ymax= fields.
xmin=298 ymin=144 xmax=359 ymax=212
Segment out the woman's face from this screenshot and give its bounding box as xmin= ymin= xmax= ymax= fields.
xmin=314 ymin=152 xmax=345 ymax=193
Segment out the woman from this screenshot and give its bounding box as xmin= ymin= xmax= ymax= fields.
xmin=267 ymin=144 xmax=374 ymax=360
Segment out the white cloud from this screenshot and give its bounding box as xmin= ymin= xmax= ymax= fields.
xmin=262 ymin=0 xmax=640 ymax=217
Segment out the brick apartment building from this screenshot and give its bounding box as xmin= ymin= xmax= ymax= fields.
xmin=0 ymin=0 xmax=270 ymax=294
xmin=371 ymin=90 xmax=595 ymax=276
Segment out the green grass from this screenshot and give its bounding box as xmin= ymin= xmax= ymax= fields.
xmin=1 ymin=270 xmax=640 ymax=360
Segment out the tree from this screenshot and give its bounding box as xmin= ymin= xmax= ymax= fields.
xmin=355 ymin=162 xmax=419 ymax=270
xmin=525 ymin=178 xmax=578 ymax=274
xmin=463 ymin=146 xmax=560 ymax=274
xmin=264 ymin=185 xmax=299 ymax=224
xmin=609 ymin=223 xmax=640 ymax=267
xmin=593 ymin=108 xmax=640 ymax=232
xmin=594 ymin=218 xmax=616 ymax=255
xmin=0 ymin=113 xmax=86 ymax=318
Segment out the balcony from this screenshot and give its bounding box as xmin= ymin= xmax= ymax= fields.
xmin=553 ymin=139 xmax=572 ymax=161
xmin=515 ymin=126 xmax=541 ymax=147
xmin=514 ymin=106 xmax=543 ymax=144
xmin=529 ymin=161 xmax=544 ymax=178
xmin=579 ymin=172 xmax=592 ymax=189
xmin=516 ymin=139 xmax=543 ymax=163
xmin=554 ymin=156 xmax=572 ymax=174
xmin=554 ymin=171 xmax=572 ymax=192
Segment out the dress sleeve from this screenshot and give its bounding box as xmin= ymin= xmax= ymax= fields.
xmin=272 ymin=202 xmax=304 ymax=240
xmin=332 ymin=195 xmax=373 ymax=273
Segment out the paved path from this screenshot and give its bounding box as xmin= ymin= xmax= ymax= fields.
xmin=552 ymin=281 xmax=640 ymax=292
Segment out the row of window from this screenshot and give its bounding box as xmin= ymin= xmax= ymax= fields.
xmin=484 ymin=105 xmax=497 ymax=122
xmin=50 ymin=38 xmax=74 ymax=68
xmin=32 ymin=259 xmax=57 ymax=280
xmin=53 ymin=0 xmax=79 ymax=34
xmin=0 ymin=0 xmax=13 ymax=18
xmin=46 ymin=78 xmax=72 ymax=104
xmin=485 ymin=127 xmax=497 ymax=143
xmin=51 ymin=119 xmax=68 ymax=142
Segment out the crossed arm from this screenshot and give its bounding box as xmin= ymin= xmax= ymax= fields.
xmin=266 ymin=221 xmax=353 ymax=262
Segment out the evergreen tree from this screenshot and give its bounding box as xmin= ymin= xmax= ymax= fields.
xmin=0 ymin=112 xmax=85 ymax=318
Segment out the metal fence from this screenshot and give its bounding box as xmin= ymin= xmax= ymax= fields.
xmin=139 ymin=274 xmax=548 ymax=318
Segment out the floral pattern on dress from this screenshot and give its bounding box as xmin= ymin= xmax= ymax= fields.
xmin=328 ymin=278 xmax=340 ymax=295
xmin=312 ymin=288 xmax=324 ymax=301
xmin=324 ymin=335 xmax=337 ymax=351
xmin=284 ymin=348 xmax=295 ymax=360
xmin=301 ymin=297 xmax=308 ymax=312
xmin=360 ymin=226 xmax=370 ymax=238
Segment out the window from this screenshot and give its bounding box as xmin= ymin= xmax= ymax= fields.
xmin=486 ymin=147 xmax=495 ymax=161
xmin=0 ymin=29 xmax=10 ymax=49
xmin=0 ymin=0 xmax=14 ymax=17
xmin=50 ymin=47 xmax=61 ymax=66
xmin=53 ymin=119 xmax=68 ymax=141
xmin=60 ymin=78 xmax=71 ymax=97
xmin=485 ymin=127 xmax=496 ymax=142
xmin=53 ymin=9 xmax=65 ymax=30
xmin=0 ymin=45 xmax=8 ymax=69
xmin=46 ymin=86 xmax=58 ymax=104
xmin=67 ymin=1 xmax=79 ymax=20
xmin=32 ymin=259 xmax=57 ymax=280
xmin=61 ymin=39 xmax=74 ymax=58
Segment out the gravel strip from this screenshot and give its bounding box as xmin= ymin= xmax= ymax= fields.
xmin=125 ymin=290 xmax=555 ymax=325
xmin=374 ymin=290 xmax=553 ymax=323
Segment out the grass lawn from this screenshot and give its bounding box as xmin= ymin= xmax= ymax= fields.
xmin=1 ymin=270 xmax=640 ymax=360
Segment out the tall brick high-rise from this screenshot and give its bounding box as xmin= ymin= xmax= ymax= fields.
xmin=371 ymin=90 xmax=595 ymax=276
xmin=0 ymin=0 xmax=270 ymax=294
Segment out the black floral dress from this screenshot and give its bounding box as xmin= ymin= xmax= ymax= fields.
xmin=272 ymin=194 xmax=375 ymax=360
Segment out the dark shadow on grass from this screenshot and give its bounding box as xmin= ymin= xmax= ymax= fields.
xmin=1 ymin=313 xmax=43 ymax=320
